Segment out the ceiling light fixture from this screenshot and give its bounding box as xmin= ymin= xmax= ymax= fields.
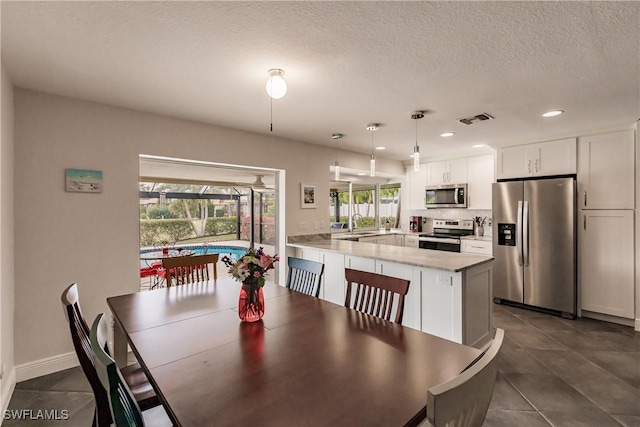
xmin=266 ymin=69 xmax=287 ymax=132
xmin=367 ymin=123 xmax=379 ymax=177
xmin=251 ymin=175 xmax=266 ymax=192
xmin=375 ymin=146 xmax=386 ymax=150
xmin=542 ymin=110 xmax=564 ymax=117
xmin=411 ymin=111 xmax=424 ymax=171
xmin=333 ymin=134 xmax=343 ymax=180
xmin=440 ymin=132 xmax=455 ymax=137
xmin=472 ymin=144 xmax=484 ymax=148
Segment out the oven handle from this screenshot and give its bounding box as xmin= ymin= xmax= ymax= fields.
xmin=418 ymin=237 xmax=461 ymax=244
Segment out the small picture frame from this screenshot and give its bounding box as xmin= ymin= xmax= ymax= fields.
xmin=300 ymin=182 xmax=316 ymax=209
xmin=65 ymin=169 xmax=103 ymax=193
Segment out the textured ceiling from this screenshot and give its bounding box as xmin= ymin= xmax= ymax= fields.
xmin=2 ymin=1 xmax=639 ymax=163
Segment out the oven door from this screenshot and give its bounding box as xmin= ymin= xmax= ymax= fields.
xmin=418 ymin=237 xmax=461 ymax=252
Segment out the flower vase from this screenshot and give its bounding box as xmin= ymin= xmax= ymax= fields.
xmin=238 ymin=282 xmax=264 ymax=322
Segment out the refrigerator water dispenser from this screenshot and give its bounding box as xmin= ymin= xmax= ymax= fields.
xmin=498 ymin=223 xmax=516 ymax=246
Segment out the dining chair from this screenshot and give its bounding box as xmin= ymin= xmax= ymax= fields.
xmin=90 ymin=313 xmax=145 ymax=427
xmin=344 ymin=268 xmax=410 ymax=323
xmin=60 ymin=284 xmax=159 ymax=427
xmin=423 ymin=328 xmax=505 ymax=427
xmin=161 ymin=253 xmax=219 ymax=287
xmin=286 ymin=256 xmax=324 ymax=298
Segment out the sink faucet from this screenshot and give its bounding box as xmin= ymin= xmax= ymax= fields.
xmin=351 ymin=213 xmax=363 ymax=231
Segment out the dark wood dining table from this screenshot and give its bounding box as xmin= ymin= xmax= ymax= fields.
xmin=107 ymin=278 xmax=482 ymax=426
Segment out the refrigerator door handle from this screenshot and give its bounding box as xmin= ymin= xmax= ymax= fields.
xmin=523 ymin=200 xmax=530 ymax=266
xmin=517 ymin=201 xmax=524 ymax=266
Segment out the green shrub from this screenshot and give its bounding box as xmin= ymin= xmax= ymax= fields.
xmin=205 ymin=217 xmax=238 ymax=235
xmin=162 ymin=219 xmax=194 ymax=242
xmin=147 ymin=206 xmax=172 ymax=219
xmin=140 ymin=221 xmax=161 ymax=246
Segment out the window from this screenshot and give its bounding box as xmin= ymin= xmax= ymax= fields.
xmin=329 ymin=183 xmax=400 ymax=229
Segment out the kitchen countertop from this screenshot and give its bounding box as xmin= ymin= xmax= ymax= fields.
xmin=331 ymin=229 xmax=417 ymax=240
xmin=287 ymin=239 xmax=493 ymax=272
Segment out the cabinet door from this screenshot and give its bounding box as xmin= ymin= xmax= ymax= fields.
xmin=460 ymin=240 xmax=492 ymax=255
xmin=537 ymin=138 xmax=576 ymax=176
xmin=404 ymin=235 xmax=419 ymax=248
xmin=448 ymin=158 xmax=468 ymax=184
xmin=405 ymin=166 xmax=427 ymax=209
xmin=426 ymin=161 xmax=448 ymax=185
xmin=322 ymin=252 xmax=346 ymax=306
xmin=345 ymin=255 xmax=375 ymax=273
xmin=467 ymin=154 xmax=494 ymax=209
xmin=580 ymin=210 xmax=634 ymax=319
xmin=376 ymin=261 xmax=420 ymax=330
xmin=497 ymin=145 xmax=530 ymax=179
xmin=578 ymin=131 xmax=635 ymax=209
xmin=420 ymin=268 xmax=463 ymax=343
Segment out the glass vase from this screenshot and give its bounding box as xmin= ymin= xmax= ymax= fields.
xmin=238 ymin=282 xmax=264 ymax=322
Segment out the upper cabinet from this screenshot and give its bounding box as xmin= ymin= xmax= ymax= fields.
xmin=578 ymin=130 xmax=635 ymax=210
xmin=497 ymin=138 xmax=577 ymax=180
xmin=467 ymin=154 xmax=494 ymax=210
xmin=405 ymin=166 xmax=427 ymax=209
xmin=426 ymin=158 xmax=468 ymax=185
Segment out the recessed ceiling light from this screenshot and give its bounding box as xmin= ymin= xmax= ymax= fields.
xmin=440 ymin=132 xmax=455 ymax=137
xmin=542 ymin=110 xmax=564 ymax=118
xmin=375 ymin=146 xmax=386 ymax=150
xmin=472 ymin=144 xmax=485 ymax=148
xmin=357 ymin=172 xmax=367 ymax=176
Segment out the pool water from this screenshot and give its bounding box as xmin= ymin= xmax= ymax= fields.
xmin=139 ymin=245 xmax=247 ymax=267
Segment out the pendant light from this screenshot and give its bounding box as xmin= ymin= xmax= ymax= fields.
xmin=332 ymin=133 xmax=343 ymax=180
xmin=366 ymin=123 xmax=379 ymax=177
xmin=251 ymin=175 xmax=266 ymax=192
xmin=411 ymin=111 xmax=424 ymax=171
xmin=266 ymin=69 xmax=287 ymax=132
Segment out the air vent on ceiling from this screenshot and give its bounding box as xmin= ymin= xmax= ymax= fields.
xmin=459 ymin=113 xmax=494 ymax=125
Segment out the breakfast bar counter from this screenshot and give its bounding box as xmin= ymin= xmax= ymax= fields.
xmin=287 ymin=236 xmax=494 ymax=349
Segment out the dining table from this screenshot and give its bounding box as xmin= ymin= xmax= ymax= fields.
xmin=107 ymin=277 xmax=482 ymax=426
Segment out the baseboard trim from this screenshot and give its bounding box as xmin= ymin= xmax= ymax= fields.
xmin=1 ymin=366 xmax=16 ymax=424
xmin=635 ymin=318 xmax=640 ymax=332
xmin=15 ymin=352 xmax=79 ymax=383
xmin=581 ymin=310 xmax=635 ymax=328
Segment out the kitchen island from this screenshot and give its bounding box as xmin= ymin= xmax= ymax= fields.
xmin=287 ymin=237 xmax=494 ymax=349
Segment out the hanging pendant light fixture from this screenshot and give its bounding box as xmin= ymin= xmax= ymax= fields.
xmin=366 ymin=123 xmax=379 ymax=177
xmin=266 ymin=69 xmax=287 ymax=132
xmin=411 ymin=111 xmax=424 ymax=171
xmin=251 ymin=175 xmax=266 ymax=192
xmin=332 ymin=133 xmax=343 ymax=180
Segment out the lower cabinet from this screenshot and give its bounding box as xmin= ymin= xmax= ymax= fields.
xmin=460 ymin=239 xmax=492 ymax=255
xmin=580 ymin=210 xmax=634 ymax=319
xmin=404 ymin=235 xmax=419 ymax=248
xmin=293 ymin=248 xmax=493 ymax=348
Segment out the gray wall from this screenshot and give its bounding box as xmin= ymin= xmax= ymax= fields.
xmin=12 ymin=89 xmax=404 ymax=367
xmin=1 ymin=64 xmax=16 ymax=407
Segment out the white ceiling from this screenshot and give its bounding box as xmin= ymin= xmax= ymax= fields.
xmin=2 ymin=1 xmax=639 ymax=163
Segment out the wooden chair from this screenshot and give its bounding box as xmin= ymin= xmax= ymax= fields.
xmin=61 ymin=284 xmax=159 ymax=427
xmin=90 ymin=313 xmax=144 ymax=427
xmin=423 ymin=328 xmax=505 ymax=427
xmin=161 ymin=253 xmax=219 ymax=287
xmin=286 ymin=256 xmax=324 ymax=297
xmin=344 ymin=268 xmax=410 ymax=323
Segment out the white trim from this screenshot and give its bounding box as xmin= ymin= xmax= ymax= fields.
xmin=1 ymin=366 xmax=16 ymax=423
xmin=15 ymin=352 xmax=79 ymax=383
xmin=635 ymin=318 xmax=640 ymax=332
xmin=581 ymin=310 xmax=635 ymax=328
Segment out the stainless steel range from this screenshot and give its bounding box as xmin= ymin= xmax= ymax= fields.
xmin=418 ymin=219 xmax=474 ymax=252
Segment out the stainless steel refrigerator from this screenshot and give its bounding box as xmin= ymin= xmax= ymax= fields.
xmin=492 ymin=177 xmax=576 ymax=317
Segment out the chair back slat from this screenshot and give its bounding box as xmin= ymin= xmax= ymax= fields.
xmin=426 ymin=329 xmax=505 ymax=427
xmin=61 ymin=283 xmax=112 ymax=427
xmin=344 ymin=268 xmax=410 ymax=323
xmin=286 ymin=257 xmax=324 ymax=298
xmin=90 ymin=313 xmax=145 ymax=427
xmin=162 ymin=253 xmax=219 ymax=287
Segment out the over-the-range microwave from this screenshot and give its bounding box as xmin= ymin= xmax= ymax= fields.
xmin=425 ymin=183 xmax=467 ymax=208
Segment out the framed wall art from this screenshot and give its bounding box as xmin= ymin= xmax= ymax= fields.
xmin=300 ymin=182 xmax=316 ymax=209
xmin=65 ymin=168 xmax=103 ymax=193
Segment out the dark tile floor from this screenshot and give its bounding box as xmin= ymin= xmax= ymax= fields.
xmin=5 ymin=303 xmax=640 ymax=426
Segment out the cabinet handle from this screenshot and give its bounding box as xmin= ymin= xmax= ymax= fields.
xmin=447 ymin=172 xmax=451 ymax=181
xmin=534 ymin=159 xmax=539 ymax=172
xmin=528 ymin=160 xmax=532 ymax=173
xmin=442 ymin=172 xmax=445 ymax=182
xmin=584 ymin=191 xmax=587 ymax=207
xmin=584 ymin=215 xmax=586 ymax=230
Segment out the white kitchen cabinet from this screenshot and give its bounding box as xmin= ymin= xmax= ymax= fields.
xmin=497 ymin=138 xmax=576 ymax=179
xmin=578 ymin=130 xmax=635 ymax=210
xmin=460 ymin=239 xmax=492 ymax=255
xmin=426 ymin=158 xmax=468 ymax=185
xmin=391 ymin=234 xmax=404 ymax=246
xmin=321 ymin=251 xmax=346 ymax=306
xmin=467 ymin=154 xmax=494 ymax=209
xmin=345 ymin=255 xmax=375 ymax=272
xmin=376 ymin=260 xmax=420 ymax=330
xmin=580 ymin=210 xmax=634 ymax=319
xmin=405 ymin=165 xmax=427 ymax=209
xmin=404 ymin=234 xmax=419 ymax=248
